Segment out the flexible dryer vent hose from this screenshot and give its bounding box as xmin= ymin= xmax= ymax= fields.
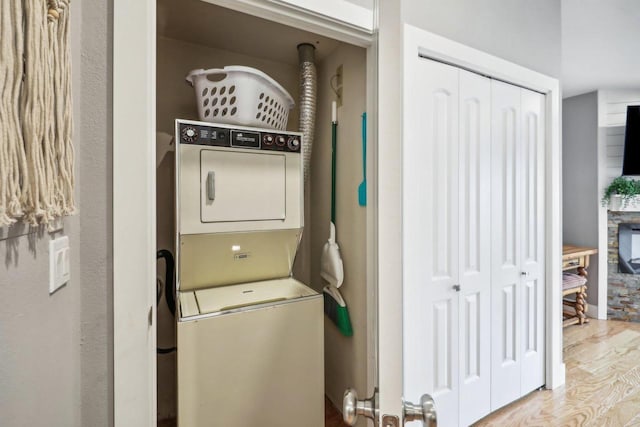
xmin=297 ymin=43 xmax=317 ymax=182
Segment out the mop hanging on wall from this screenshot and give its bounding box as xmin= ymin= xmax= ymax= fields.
xmin=0 ymin=0 xmax=74 ymax=226
xmin=0 ymin=0 xmax=27 ymax=225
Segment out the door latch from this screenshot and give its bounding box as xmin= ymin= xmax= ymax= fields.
xmin=343 ymin=388 xmax=378 ymax=425
xmin=404 ymin=394 xmax=437 ymax=426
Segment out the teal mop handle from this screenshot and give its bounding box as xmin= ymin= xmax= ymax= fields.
xmin=331 ymin=121 xmax=337 ymax=224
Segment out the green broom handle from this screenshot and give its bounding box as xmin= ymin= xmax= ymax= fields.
xmin=331 ymin=121 xmax=337 ymax=224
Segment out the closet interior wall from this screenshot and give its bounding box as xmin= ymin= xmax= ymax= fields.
xmin=155 ymin=1 xmax=368 ymax=421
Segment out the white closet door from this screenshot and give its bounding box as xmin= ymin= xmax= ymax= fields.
xmin=520 ymin=89 xmax=546 ymax=393
xmin=490 ymin=80 xmax=522 ymax=411
xmin=457 ymin=70 xmax=492 ymax=426
xmin=403 ymin=57 xmax=459 ymax=427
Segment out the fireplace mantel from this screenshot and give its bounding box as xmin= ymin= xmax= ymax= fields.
xmin=609 ymin=195 xmax=640 ymax=212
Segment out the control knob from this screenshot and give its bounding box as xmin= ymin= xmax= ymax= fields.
xmin=275 ymin=136 xmax=286 ymax=147
xmin=263 ymin=134 xmax=275 ymax=146
xmin=287 ymin=137 xmax=301 ymax=151
xmin=181 ymin=126 xmax=198 ymax=142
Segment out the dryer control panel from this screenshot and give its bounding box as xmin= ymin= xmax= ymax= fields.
xmin=178 ymin=122 xmax=301 ymax=153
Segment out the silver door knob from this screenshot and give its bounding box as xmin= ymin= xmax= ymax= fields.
xmin=343 ymin=388 xmax=377 ymax=425
xmin=404 ymin=394 xmax=437 ymax=426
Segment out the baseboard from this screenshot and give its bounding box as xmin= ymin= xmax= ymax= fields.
xmin=586 ymin=304 xmax=600 ymax=319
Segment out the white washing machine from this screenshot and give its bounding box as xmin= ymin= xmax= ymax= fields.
xmin=174 ymin=119 xmax=324 ymax=427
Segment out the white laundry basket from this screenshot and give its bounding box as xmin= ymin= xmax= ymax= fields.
xmin=186 ymin=66 xmax=295 ymax=131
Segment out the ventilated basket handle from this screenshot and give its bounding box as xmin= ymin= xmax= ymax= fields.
xmin=185 ymin=68 xmax=227 ymax=87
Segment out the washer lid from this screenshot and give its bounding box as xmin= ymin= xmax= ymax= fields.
xmin=194 ymin=277 xmax=316 ymax=316
xmin=178 ymin=228 xmax=302 ymax=292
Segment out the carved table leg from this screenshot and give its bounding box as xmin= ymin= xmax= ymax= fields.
xmin=575 ymin=285 xmax=589 ymax=325
xmin=577 ymin=266 xmax=587 ymax=278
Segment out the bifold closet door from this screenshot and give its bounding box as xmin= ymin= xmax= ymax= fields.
xmin=490 ymin=80 xmax=523 ymax=411
xmin=490 ymin=80 xmax=545 ymax=411
xmin=404 ymin=57 xmax=492 ymax=427
xmin=403 ymin=57 xmax=460 ymax=427
xmin=457 ymin=70 xmax=492 ymax=427
xmin=519 ymin=88 xmax=545 ymax=395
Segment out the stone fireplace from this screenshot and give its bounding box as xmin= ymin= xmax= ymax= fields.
xmin=618 ymin=223 xmax=640 ymax=274
xmin=608 ymin=211 xmax=640 ymax=321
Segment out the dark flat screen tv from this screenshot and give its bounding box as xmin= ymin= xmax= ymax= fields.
xmin=623 ymin=105 xmax=640 ymax=176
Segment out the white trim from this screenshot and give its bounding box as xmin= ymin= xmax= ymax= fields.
xmin=402 ymin=24 xmax=565 ymax=391
xmin=596 ymin=91 xmax=609 ymax=320
xmin=586 ymin=304 xmax=601 ymax=319
xmin=200 ymin=0 xmax=373 ymax=47
xmin=376 ymin=0 xmax=404 ymax=421
xmin=266 ymin=0 xmax=373 ymax=33
xmin=365 ymin=43 xmax=378 ymax=397
xmin=113 ymin=0 xmax=157 ymax=425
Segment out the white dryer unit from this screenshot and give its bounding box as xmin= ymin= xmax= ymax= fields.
xmin=174 ymin=119 xmax=323 ymax=427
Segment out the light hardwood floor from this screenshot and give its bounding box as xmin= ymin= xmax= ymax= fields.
xmin=474 ymin=319 xmax=640 ymax=426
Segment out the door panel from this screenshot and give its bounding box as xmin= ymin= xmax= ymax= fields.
xmin=200 ymin=150 xmax=286 ymax=223
xmin=458 ymin=70 xmax=491 ymax=426
xmin=403 ymin=57 xmax=459 ymax=427
xmin=520 ymin=89 xmax=546 ymax=393
xmin=490 ymin=80 xmax=522 ymax=411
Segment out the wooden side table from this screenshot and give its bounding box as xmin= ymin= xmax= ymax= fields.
xmin=562 ymin=245 xmax=598 ymax=326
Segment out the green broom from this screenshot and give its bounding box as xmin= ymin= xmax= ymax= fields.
xmin=323 ymin=285 xmax=353 ymax=337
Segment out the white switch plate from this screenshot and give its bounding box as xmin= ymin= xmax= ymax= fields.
xmin=49 ymin=236 xmax=70 ymax=294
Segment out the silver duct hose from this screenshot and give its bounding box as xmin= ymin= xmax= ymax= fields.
xmin=297 ymin=43 xmax=317 ymax=183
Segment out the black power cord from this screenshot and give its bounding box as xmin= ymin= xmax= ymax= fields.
xmin=157 ymin=249 xmax=176 ymax=354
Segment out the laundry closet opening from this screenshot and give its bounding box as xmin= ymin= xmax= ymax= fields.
xmin=154 ymin=0 xmax=370 ymax=423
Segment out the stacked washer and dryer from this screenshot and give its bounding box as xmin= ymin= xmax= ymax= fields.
xmin=174 ymin=119 xmax=324 ymax=426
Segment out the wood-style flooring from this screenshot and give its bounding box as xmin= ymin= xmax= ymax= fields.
xmin=474 ymin=319 xmax=640 ymax=426
xmin=325 ymin=396 xmax=349 ymax=427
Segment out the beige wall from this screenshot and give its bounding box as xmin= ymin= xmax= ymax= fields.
xmin=310 ymin=44 xmax=368 ymax=420
xmin=156 ymin=36 xmax=301 ymax=135
xmin=156 ymin=36 xmax=369 ymax=421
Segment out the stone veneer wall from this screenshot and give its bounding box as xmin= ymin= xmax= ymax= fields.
xmin=608 ymin=211 xmax=640 ymax=321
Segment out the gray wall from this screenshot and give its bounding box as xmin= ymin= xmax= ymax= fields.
xmin=0 ymin=1 xmax=113 ymax=426
xmin=402 ymin=0 xmax=562 ymax=78
xmin=0 ymin=221 xmax=81 ymax=427
xmin=0 ymin=3 xmax=83 ymax=427
xmin=79 ymin=0 xmax=113 ymax=426
xmin=562 ymin=92 xmax=599 ymax=304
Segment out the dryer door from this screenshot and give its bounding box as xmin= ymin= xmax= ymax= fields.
xmin=200 ymin=149 xmax=286 ymax=223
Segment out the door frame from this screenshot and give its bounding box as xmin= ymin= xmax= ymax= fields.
xmin=113 ymin=0 xmax=157 ymax=426
xmin=400 ymin=25 xmax=565 ymax=397
xmin=113 ymin=1 xmax=376 ymax=425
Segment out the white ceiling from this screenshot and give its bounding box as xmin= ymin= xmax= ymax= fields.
xmin=157 ymin=0 xmax=341 ymax=66
xmin=562 ymin=0 xmax=640 ymax=98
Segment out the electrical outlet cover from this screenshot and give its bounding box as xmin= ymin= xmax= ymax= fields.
xmin=49 ymin=236 xmax=70 ymax=294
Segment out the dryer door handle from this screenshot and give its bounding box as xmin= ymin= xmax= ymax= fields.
xmin=207 ymin=171 xmax=216 ymax=201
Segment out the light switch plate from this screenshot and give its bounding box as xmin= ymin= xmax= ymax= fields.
xmin=49 ymin=236 xmax=70 ymax=294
